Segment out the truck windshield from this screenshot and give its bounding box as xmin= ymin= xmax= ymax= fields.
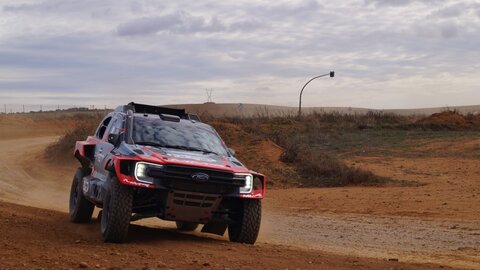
xmin=132 ymin=116 xmax=228 ymax=156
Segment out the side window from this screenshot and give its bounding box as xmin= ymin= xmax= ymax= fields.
xmin=96 ymin=116 xmax=112 ymax=139
xmin=106 ymin=115 xmax=124 ymax=137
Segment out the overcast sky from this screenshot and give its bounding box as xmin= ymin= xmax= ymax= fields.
xmin=0 ymin=0 xmax=479 ymax=109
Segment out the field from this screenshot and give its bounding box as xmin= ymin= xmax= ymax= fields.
xmin=0 ymin=107 xmax=479 ymax=269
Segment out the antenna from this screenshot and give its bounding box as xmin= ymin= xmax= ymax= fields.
xmin=205 ymin=89 xmax=213 ymax=103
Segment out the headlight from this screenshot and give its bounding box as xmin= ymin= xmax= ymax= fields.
xmin=238 ymin=174 xmax=253 ymax=194
xmin=134 ymin=162 xmax=163 ymax=184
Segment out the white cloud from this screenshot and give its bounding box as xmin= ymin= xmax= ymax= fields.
xmin=0 ymin=0 xmax=479 ymax=109
xmin=116 ymin=11 xmax=229 ymax=36
xmin=363 ymin=0 xmax=440 ymax=7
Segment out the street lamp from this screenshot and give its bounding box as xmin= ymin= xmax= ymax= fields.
xmin=298 ymin=71 xmax=335 ymax=117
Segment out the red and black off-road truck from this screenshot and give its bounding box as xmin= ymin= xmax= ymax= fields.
xmin=69 ymin=103 xmax=266 ymax=243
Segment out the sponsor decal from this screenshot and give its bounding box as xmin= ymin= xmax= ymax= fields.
xmin=122 ymin=178 xmax=151 ymax=188
xmin=240 ymin=193 xmax=263 ymax=198
xmin=82 ymin=180 xmax=89 ymax=194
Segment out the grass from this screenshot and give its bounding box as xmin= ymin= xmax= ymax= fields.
xmin=305 ymin=129 xmax=480 ymax=159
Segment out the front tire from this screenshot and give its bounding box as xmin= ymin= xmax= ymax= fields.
xmin=228 ymin=199 xmax=262 ymax=244
xmin=69 ymin=167 xmax=94 ymax=223
xmin=176 ymin=221 xmax=199 ymax=231
xmin=101 ymin=177 xmax=133 ymax=243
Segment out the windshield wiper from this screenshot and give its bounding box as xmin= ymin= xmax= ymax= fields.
xmin=197 ymin=149 xmax=220 ymax=155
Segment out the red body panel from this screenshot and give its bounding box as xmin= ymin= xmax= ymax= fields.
xmin=75 ymin=139 xmax=266 ymax=199
xmin=74 ymin=136 xmax=100 ymax=157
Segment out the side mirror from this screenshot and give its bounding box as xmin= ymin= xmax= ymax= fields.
xmin=228 ymin=148 xmax=236 ymax=157
xmin=108 ymin=133 xmax=120 ymax=146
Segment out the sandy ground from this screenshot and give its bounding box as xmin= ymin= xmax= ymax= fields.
xmin=0 ymin=133 xmax=479 ymax=269
xmin=1 ymin=201 xmax=451 ymax=270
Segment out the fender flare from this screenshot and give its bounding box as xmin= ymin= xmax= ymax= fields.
xmin=74 ymin=150 xmax=91 ymax=168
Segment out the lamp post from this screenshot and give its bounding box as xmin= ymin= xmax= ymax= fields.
xmin=298 ymin=71 xmax=335 ymax=117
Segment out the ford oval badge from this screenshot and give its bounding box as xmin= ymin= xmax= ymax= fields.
xmin=191 ymin=172 xmax=210 ymax=183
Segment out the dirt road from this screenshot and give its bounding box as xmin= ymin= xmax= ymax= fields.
xmin=0 ymin=136 xmax=479 ymax=269
xmin=1 ymin=202 xmax=450 ymax=270
xmin=261 ymin=212 xmax=480 ymax=269
xmin=0 ymin=136 xmax=69 ymax=211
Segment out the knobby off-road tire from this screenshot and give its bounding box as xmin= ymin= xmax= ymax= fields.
xmin=175 ymin=221 xmax=199 ymax=231
xmin=69 ymin=167 xmax=95 ymax=223
xmin=101 ymin=177 xmax=133 ymax=243
xmin=228 ymin=199 xmax=262 ymax=244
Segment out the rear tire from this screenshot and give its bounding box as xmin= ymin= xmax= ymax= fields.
xmin=69 ymin=167 xmax=94 ymax=223
xmin=175 ymin=221 xmax=199 ymax=231
xmin=228 ymin=199 xmax=261 ymax=244
xmin=101 ymin=177 xmax=133 ymax=243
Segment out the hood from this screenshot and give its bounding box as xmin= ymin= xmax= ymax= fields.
xmin=135 ymin=145 xmax=248 ymax=172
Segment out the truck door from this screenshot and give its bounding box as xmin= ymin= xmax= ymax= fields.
xmin=93 ymin=115 xmax=118 ymax=181
xmin=95 ymin=114 xmax=125 ymax=181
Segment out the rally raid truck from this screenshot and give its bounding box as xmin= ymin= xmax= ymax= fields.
xmin=69 ymin=103 xmax=266 ymax=243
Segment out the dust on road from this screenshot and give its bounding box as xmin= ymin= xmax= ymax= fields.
xmin=0 ymin=136 xmax=68 ymax=211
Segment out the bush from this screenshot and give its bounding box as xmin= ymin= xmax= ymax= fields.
xmin=280 ymin=136 xmax=387 ymax=186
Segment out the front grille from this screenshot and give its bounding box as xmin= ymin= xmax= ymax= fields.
xmin=148 ymin=165 xmax=246 ymax=194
